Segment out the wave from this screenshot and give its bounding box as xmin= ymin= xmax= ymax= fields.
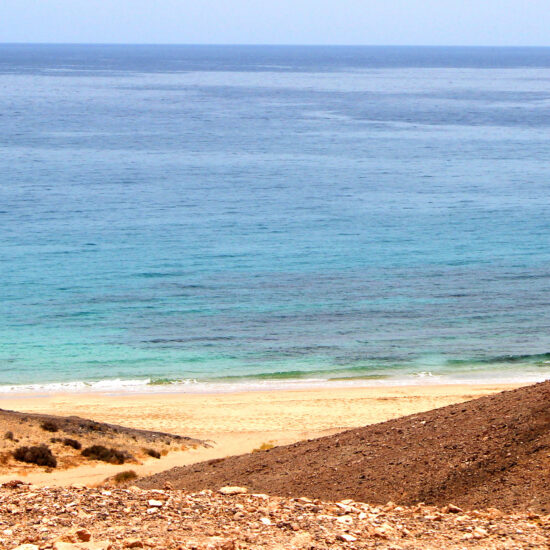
xmin=2 ymin=366 xmax=549 ymax=397
xmin=1 ymin=352 xmax=549 ymax=396
xmin=446 ymin=352 xmax=550 ymax=366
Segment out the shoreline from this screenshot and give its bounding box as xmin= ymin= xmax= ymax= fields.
xmin=0 ymin=373 xmax=545 ymax=398
xmin=0 ymin=382 xmax=523 ymax=487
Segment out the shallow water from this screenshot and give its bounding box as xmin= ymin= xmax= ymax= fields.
xmin=1 ymin=45 xmax=550 ymax=392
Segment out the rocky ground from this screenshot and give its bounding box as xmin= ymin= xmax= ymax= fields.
xmin=1 ymin=481 xmax=549 ymax=550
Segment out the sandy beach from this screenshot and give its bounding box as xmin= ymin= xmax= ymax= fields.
xmin=0 ymin=382 xmax=520 ymax=487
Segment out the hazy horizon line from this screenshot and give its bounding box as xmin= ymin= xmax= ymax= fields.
xmin=2 ymin=42 xmax=550 ymax=48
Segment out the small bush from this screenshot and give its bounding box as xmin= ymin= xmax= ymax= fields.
xmin=144 ymin=448 xmax=161 ymax=459
xmin=13 ymin=445 xmax=57 ymax=468
xmin=253 ymin=442 xmax=275 ymax=453
xmin=4 ymin=431 xmax=14 ymax=441
xmin=113 ymin=470 xmax=138 ymax=484
xmin=82 ymin=445 xmax=131 ymax=464
xmin=62 ymin=438 xmax=82 ymax=450
xmin=40 ymin=420 xmax=59 ymax=433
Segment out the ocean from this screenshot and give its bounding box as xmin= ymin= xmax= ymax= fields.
xmin=1 ymin=44 xmax=550 ymax=393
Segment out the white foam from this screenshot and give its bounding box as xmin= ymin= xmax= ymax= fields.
xmin=0 ymin=370 xmax=549 ymax=397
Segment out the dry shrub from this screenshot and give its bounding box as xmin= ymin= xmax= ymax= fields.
xmin=62 ymin=438 xmax=82 ymax=450
xmin=40 ymin=420 xmax=59 ymax=433
xmin=253 ymin=442 xmax=275 ymax=452
xmin=0 ymin=452 xmax=12 ymax=465
xmin=4 ymin=431 xmax=14 ymax=441
xmin=82 ymin=445 xmax=131 ymax=464
xmin=113 ymin=470 xmax=138 ymax=484
xmin=144 ymin=448 xmax=161 ymax=459
xmin=13 ymin=445 xmax=57 ymax=468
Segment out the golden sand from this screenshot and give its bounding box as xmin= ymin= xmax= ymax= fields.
xmin=0 ymin=383 xmax=520 ymax=487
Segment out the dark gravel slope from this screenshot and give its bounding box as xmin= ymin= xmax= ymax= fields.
xmin=139 ymin=381 xmax=550 ymax=512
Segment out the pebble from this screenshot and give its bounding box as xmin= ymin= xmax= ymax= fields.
xmin=54 ymin=542 xmax=112 ymax=550
xmin=123 ymin=540 xmax=144 ymax=548
xmin=218 ymin=486 xmax=248 ymax=495
xmin=446 ymin=504 xmax=463 ymax=514
xmin=336 ymin=533 xmax=357 ymax=542
xmin=335 ymin=515 xmax=353 ymax=524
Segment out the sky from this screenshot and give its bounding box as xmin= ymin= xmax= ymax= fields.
xmin=0 ymin=0 xmax=549 ymax=46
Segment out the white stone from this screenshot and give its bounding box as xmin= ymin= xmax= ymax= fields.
xmin=337 ymin=534 xmax=357 ymax=542
xmin=336 ymin=515 xmax=353 ymax=524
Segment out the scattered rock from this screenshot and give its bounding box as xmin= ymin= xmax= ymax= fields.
xmin=218 ymin=486 xmax=247 ymax=495
xmin=473 ymin=527 xmax=488 ymax=538
xmin=123 ymin=540 xmax=144 ymax=548
xmin=2 ymin=479 xmax=27 ymax=489
xmin=57 ymin=529 xmax=93 ymax=544
xmin=75 ymin=529 xmax=92 ymax=542
xmin=0 ymin=484 xmax=548 ymax=549
xmin=54 ymin=542 xmax=112 ymax=550
xmin=446 ymin=504 xmax=463 ymax=514
xmin=201 ymin=538 xmax=236 ymax=550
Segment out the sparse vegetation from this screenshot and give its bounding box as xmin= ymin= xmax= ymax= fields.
xmin=82 ymin=445 xmax=132 ymax=464
xmin=62 ymin=438 xmax=82 ymax=450
xmin=4 ymin=431 xmax=14 ymax=441
xmin=144 ymin=448 xmax=161 ymax=459
xmin=13 ymin=445 xmax=57 ymax=468
xmin=113 ymin=470 xmax=138 ymax=484
xmin=40 ymin=420 xmax=59 ymax=433
xmin=253 ymin=441 xmax=275 ymax=452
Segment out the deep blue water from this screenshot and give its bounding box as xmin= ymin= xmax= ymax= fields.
xmin=1 ymin=45 xmax=550 ymax=392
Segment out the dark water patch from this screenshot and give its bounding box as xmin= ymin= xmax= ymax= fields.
xmin=447 ymin=352 xmax=550 ymax=366
xmin=146 ymin=336 xmax=236 ymax=344
xmin=147 ymin=377 xmax=183 ymax=386
xmin=2 ymin=45 xmax=550 ymax=76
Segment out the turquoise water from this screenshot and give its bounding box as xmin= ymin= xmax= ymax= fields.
xmin=1 ymin=45 xmax=550 ymax=392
